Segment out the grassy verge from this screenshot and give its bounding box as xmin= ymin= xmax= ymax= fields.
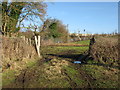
xmin=81 ymin=64 xmax=118 ymax=88
xmin=2 ymin=59 xmax=39 ymax=87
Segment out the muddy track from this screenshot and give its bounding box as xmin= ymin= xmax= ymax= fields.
xmin=21 ymin=70 xmax=26 ymax=88
xmin=49 ymin=54 xmax=95 ymax=89
xmin=44 ymin=54 xmax=95 ymax=88
xmin=9 ymin=68 xmax=28 ymax=88
xmin=16 ymin=69 xmax=27 ymax=88
xmin=75 ymin=64 xmax=94 ymax=89
xmin=5 ymin=54 xmax=94 ymax=88
xmin=4 ymin=59 xmax=45 ymax=88
xmin=63 ymin=69 xmax=77 ymax=88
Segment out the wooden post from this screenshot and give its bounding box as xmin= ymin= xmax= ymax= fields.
xmin=35 ymin=36 xmax=41 ymax=57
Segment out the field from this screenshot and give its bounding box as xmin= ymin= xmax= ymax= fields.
xmin=2 ymin=40 xmax=119 ymax=88
xmin=1 ymin=1 xmax=119 ymax=89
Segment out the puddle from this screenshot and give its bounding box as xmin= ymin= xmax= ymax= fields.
xmin=73 ymin=61 xmax=82 ymax=64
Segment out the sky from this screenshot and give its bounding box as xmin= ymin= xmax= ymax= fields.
xmin=45 ymin=2 xmax=118 ymax=34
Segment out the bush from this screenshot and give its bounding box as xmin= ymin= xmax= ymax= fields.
xmin=2 ymin=36 xmax=38 ymax=71
xmin=90 ymin=37 xmax=118 ymax=66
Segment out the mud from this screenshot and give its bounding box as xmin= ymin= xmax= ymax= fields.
xmin=3 ymin=48 xmax=118 ymax=88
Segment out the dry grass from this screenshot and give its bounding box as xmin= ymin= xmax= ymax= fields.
xmin=90 ymin=36 xmax=118 ymax=66
xmin=2 ymin=36 xmax=38 ymax=71
xmin=41 ymin=39 xmax=54 ymax=46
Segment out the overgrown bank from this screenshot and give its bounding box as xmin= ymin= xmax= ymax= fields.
xmin=2 ymin=36 xmax=39 ymax=71
xmin=2 ymin=36 xmax=40 ymax=87
xmin=90 ymin=36 xmax=118 ymax=66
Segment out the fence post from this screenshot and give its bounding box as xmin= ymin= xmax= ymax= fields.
xmin=35 ymin=35 xmax=41 ymax=57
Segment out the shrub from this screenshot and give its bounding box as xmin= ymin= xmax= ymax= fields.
xmin=90 ymin=36 xmax=118 ymax=66
xmin=2 ymin=36 xmax=38 ymax=71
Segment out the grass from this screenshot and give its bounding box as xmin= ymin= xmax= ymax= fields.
xmin=41 ymin=46 xmax=89 ymax=55
xmin=39 ymin=78 xmax=70 ymax=88
xmin=26 ymin=60 xmax=38 ymax=68
xmin=63 ymin=65 xmax=86 ymax=87
xmin=2 ymin=59 xmax=39 ymax=87
xmin=71 ymin=40 xmax=90 ymax=45
xmin=26 ymin=59 xmax=71 ymax=88
xmin=81 ymin=64 xmax=118 ymax=88
xmin=3 ymin=39 xmax=118 ymax=88
xmin=2 ymin=69 xmax=16 ymax=86
xmin=39 ymin=42 xmax=90 ymax=88
xmin=0 ymin=73 xmax=2 ymax=88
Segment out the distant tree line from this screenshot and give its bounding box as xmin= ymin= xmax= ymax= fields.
xmin=40 ymin=18 xmax=69 ymax=42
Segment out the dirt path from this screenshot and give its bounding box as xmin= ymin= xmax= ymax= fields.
xmin=3 ymin=45 xmax=118 ymax=88
xmin=3 ymin=55 xmax=93 ymax=88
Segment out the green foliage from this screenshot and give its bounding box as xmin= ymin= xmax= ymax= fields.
xmin=41 ymin=18 xmax=68 ymax=41
xmin=2 ymin=2 xmax=25 ymax=35
xmin=2 ymin=2 xmax=47 ymax=36
xmin=49 ymin=22 xmax=61 ymax=38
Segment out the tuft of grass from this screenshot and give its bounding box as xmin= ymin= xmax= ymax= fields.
xmin=26 ymin=60 xmax=38 ymax=68
xmin=2 ymin=69 xmax=16 ymax=86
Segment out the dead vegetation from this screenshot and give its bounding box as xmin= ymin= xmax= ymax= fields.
xmin=41 ymin=39 xmax=54 ymax=46
xmin=90 ymin=36 xmax=118 ymax=66
xmin=2 ymin=36 xmax=38 ymax=71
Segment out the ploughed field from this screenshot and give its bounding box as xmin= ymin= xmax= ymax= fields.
xmin=2 ymin=40 xmax=118 ymax=88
